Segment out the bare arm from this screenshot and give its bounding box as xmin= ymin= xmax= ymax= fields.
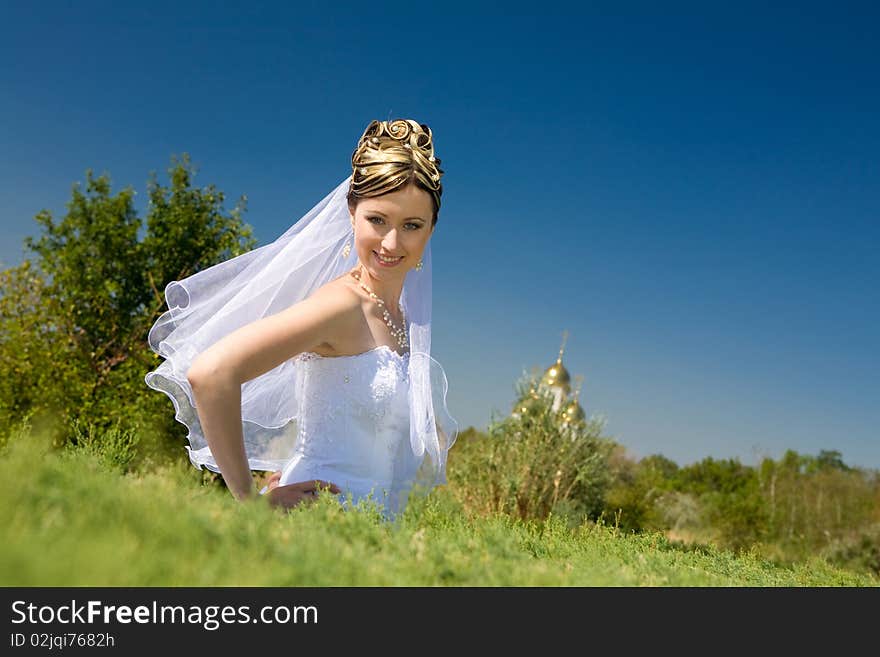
xmin=186 ymin=286 xmax=360 ymax=501
xmin=188 ymin=375 xmax=254 ymax=500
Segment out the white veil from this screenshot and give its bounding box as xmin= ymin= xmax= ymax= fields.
xmin=144 ymin=174 xmax=458 ymax=510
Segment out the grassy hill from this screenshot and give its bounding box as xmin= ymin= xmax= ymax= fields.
xmin=1 ymin=431 xmax=875 ymax=587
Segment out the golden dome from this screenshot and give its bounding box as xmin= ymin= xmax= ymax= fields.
xmin=562 ymin=398 xmax=586 ymax=424
xmin=512 ymin=331 xmax=590 ymax=422
xmin=541 ymin=358 xmax=571 ymax=394
xmin=563 ymin=373 xmax=586 ymax=426
xmin=541 ymin=330 xmax=573 ymax=393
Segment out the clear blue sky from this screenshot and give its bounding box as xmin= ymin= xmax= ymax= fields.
xmin=2 ymin=2 xmax=877 ymax=469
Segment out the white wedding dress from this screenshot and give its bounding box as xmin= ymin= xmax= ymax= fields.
xmin=262 ymin=344 xmax=415 ymax=517
xmin=144 ymin=177 xmax=458 ymax=521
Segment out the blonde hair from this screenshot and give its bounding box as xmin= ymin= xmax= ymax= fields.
xmin=348 ymin=118 xmax=444 ymax=227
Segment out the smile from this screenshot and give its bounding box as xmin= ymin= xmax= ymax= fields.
xmin=374 ymin=251 xmax=403 ymax=267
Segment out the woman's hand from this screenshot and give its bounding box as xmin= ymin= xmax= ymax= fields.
xmin=264 ymin=474 xmax=342 ymax=512
xmin=265 ymin=470 xmax=282 ymax=492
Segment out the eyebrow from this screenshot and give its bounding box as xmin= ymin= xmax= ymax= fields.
xmin=369 ymin=210 xmax=426 ymax=223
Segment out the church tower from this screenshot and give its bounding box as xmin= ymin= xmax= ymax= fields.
xmin=511 ymin=330 xmax=586 ymax=425
xmin=540 ymin=330 xmax=572 ymax=412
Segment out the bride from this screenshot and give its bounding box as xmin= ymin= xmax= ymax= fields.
xmin=144 ymin=118 xmax=458 ymax=518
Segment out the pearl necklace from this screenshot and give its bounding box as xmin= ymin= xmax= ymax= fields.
xmin=350 ymin=267 xmax=409 ymax=352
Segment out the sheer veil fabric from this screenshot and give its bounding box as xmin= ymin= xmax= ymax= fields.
xmin=144 ymin=175 xmax=458 ymax=511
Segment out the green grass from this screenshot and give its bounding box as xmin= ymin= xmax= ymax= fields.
xmin=1 ymin=431 xmax=876 ymax=587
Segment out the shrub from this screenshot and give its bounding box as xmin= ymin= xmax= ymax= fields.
xmin=68 ymin=417 xmax=141 ymax=474
xmin=448 ymin=373 xmax=614 ymax=525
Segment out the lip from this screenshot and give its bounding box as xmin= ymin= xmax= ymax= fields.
xmin=373 ymin=251 xmax=403 ymax=267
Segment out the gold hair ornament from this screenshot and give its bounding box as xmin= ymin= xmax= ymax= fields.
xmin=350 ymin=119 xmax=444 ymax=213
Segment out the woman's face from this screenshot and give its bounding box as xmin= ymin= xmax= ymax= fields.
xmin=350 ymin=182 xmax=435 ymax=282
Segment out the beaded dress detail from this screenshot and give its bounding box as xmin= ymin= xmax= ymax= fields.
xmin=274 ymin=345 xmax=412 ymax=515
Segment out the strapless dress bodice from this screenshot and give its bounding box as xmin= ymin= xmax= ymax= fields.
xmin=275 ymin=345 xmax=411 ymax=513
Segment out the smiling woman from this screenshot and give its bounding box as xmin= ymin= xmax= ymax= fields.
xmin=345 ymin=184 xmax=435 ymax=337
xmin=144 ymin=118 xmax=458 ymax=519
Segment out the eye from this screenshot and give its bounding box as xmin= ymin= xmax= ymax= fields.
xmin=367 ymin=216 xmax=423 ymax=230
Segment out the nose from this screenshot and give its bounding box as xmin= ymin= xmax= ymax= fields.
xmin=381 ymin=228 xmax=399 ymax=252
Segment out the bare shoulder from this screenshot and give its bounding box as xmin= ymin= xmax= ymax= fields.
xmin=302 ymin=274 xmax=368 ymax=353
xmin=309 ymin=273 xmax=363 ymax=311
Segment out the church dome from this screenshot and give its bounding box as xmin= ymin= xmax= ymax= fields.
xmin=562 ymin=398 xmax=586 ymax=425
xmin=513 ymin=331 xmax=588 ymax=422
xmin=540 ymin=331 xmax=573 ymax=394
xmin=541 ymin=358 xmax=572 ymax=394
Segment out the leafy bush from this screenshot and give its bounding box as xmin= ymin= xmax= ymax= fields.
xmin=603 ymin=451 xmax=680 ymax=533
xmin=68 ymin=417 xmax=140 ymax=474
xmin=448 ymin=373 xmax=614 ymax=525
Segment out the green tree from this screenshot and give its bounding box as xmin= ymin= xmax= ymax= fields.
xmin=809 ymin=449 xmax=851 ymax=474
xmin=759 ymin=449 xmax=878 ymax=565
xmin=671 ymin=457 xmax=768 ymax=551
xmin=0 ymin=154 xmax=257 ymax=462
xmin=603 ymin=452 xmax=680 ymax=533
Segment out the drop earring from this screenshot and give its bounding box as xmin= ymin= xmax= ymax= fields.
xmin=415 ymin=258 xmax=423 ymax=271
xmin=341 ymin=222 xmax=354 ymax=259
